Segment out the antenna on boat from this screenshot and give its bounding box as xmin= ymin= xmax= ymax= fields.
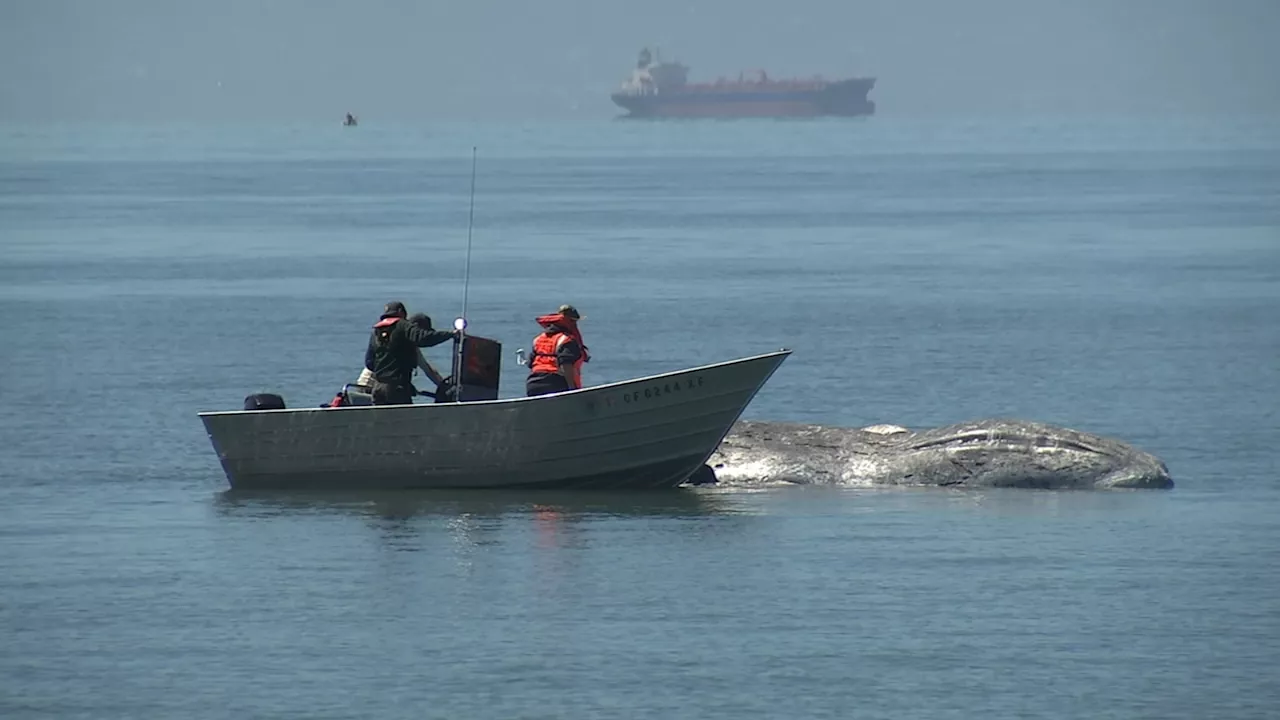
xmin=460 ymin=146 xmax=477 ymax=326
xmin=451 ymin=146 xmax=478 ymax=402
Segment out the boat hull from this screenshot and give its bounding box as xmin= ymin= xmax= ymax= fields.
xmin=611 ymin=78 xmax=875 ymax=119
xmin=199 ymin=351 xmax=790 ymax=491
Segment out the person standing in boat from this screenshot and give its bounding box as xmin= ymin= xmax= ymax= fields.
xmin=356 ymin=312 xmax=446 ymax=392
xmin=365 ymin=301 xmax=455 ymax=405
xmin=525 ymin=304 xmax=590 ymax=397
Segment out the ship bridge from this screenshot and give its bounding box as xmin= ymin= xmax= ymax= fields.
xmin=618 ymin=47 xmax=688 ymax=95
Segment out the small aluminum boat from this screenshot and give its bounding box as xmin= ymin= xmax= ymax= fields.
xmin=199 ymin=345 xmax=790 ymax=491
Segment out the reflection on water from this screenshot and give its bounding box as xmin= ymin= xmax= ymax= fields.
xmin=213 ymin=487 xmax=746 ymax=521
xmin=212 ymin=484 xmax=1169 ymax=527
xmin=211 ymin=488 xmax=761 ymax=565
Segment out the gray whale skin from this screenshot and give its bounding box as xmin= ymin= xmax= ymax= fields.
xmin=697 ymin=419 xmax=1173 ymax=489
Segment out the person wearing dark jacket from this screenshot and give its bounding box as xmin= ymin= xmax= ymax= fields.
xmin=356 ymin=312 xmax=445 ymax=390
xmin=525 ymin=304 xmax=590 ymax=397
xmin=364 ymin=301 xmax=455 ymax=405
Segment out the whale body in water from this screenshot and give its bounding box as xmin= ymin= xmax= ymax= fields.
xmin=696 ymin=419 xmax=1173 ymax=490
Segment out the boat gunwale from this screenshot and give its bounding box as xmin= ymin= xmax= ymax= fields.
xmin=198 ymin=349 xmax=791 ymax=418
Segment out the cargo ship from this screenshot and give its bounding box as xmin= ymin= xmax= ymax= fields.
xmin=610 ymin=48 xmax=875 ymax=119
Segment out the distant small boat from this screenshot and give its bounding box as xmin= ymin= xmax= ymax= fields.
xmin=343 ymin=113 xmax=358 ymax=127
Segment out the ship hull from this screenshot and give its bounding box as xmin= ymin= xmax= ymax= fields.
xmin=612 ymin=78 xmax=875 ymax=119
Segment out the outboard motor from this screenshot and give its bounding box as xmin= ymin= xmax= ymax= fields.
xmin=244 ymin=393 xmax=286 ymax=411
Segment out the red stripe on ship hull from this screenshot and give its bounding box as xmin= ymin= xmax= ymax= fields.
xmin=648 ymin=101 xmax=822 ymax=118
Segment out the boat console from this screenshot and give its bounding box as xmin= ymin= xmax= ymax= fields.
xmin=336 ymin=333 xmax=503 ymax=406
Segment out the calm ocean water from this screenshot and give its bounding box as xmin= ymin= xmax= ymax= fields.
xmin=1 ymin=117 xmax=1278 ymax=718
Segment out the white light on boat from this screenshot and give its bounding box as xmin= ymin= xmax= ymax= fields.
xmin=453 ymin=317 xmax=467 ymax=331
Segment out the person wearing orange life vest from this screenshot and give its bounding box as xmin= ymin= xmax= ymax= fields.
xmin=525 ymin=304 xmax=590 ymax=397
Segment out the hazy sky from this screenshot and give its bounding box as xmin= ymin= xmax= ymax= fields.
xmin=3 ymin=0 xmax=1278 ymax=121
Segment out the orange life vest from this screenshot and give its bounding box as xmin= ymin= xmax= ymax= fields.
xmin=528 ymin=313 xmax=589 ymax=388
xmin=529 ymin=331 xmax=573 ymax=376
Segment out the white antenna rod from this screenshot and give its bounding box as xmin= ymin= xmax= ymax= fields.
xmin=461 ymin=146 xmax=477 ymax=322
xmin=452 ymin=147 xmax=478 ymax=402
